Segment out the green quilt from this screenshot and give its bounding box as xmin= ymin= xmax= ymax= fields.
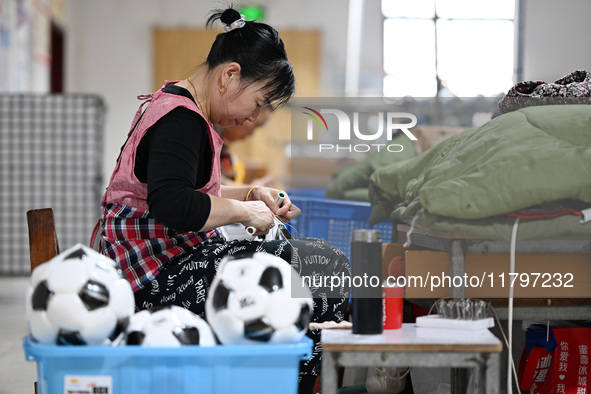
xmin=326 ymin=134 xmax=416 ymax=201
xmin=368 ymin=105 xmax=591 ymax=241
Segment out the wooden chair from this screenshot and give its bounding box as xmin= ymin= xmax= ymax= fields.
xmin=26 ymin=208 xmax=60 ymax=394
xmin=27 ymin=208 xmax=60 ymax=271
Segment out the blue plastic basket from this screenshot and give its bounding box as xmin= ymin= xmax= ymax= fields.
xmin=288 ymin=197 xmax=393 ymax=261
xmin=24 ymin=335 xmax=312 ymax=394
xmin=287 ymin=187 xmax=326 ymax=199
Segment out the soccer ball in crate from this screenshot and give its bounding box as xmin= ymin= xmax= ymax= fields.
xmin=126 ymin=304 xmax=216 ymax=347
xmin=205 ymin=252 xmax=313 ymax=345
xmin=25 ymin=244 xmax=135 ymax=346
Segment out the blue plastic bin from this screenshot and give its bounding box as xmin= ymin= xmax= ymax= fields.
xmin=287 ymin=187 xmax=326 ymax=199
xmin=288 ymin=197 xmax=393 ymax=261
xmin=24 ymin=335 xmax=312 ymax=394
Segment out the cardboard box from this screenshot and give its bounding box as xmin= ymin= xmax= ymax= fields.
xmin=404 ymin=250 xmax=591 ymax=299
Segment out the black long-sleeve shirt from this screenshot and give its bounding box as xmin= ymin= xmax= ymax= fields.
xmin=133 ymin=84 xmax=213 ymax=232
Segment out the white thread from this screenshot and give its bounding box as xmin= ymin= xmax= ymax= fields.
xmin=277 ymin=215 xmax=298 ymax=238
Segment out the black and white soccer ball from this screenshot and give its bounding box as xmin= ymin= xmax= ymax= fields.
xmin=205 ymin=252 xmax=313 ymax=345
xmin=126 ymin=305 xmax=216 ymax=347
xmin=25 ymin=244 xmax=135 ymax=346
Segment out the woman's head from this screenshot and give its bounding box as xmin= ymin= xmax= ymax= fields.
xmin=222 ymin=106 xmax=272 ymax=142
xmin=205 ymin=8 xmax=295 ymax=111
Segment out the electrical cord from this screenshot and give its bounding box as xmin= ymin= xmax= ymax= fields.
xmin=490 ymin=305 xmax=522 ymax=394
xmin=507 ymin=217 xmax=520 ymax=394
xmin=403 ymin=214 xmax=419 ymax=248
xmin=422 ymin=217 xmax=522 ymax=393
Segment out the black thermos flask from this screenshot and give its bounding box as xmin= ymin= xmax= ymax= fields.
xmin=351 ymin=229 xmax=383 ymax=335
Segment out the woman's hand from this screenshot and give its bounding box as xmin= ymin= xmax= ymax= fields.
xmin=240 ymin=200 xmax=276 ymax=236
xmin=201 ymin=194 xmax=275 ymax=234
xmin=206 ymin=186 xmax=301 ymax=235
xmin=247 ymin=187 xmax=301 ymax=222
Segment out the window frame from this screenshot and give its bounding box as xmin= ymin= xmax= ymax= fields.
xmin=382 ymin=0 xmax=523 ymax=98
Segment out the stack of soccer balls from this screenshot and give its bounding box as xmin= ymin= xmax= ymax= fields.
xmin=25 ymin=244 xmax=135 ymax=346
xmin=25 ymin=246 xmax=313 ymax=347
xmin=206 ymin=252 xmax=313 ymax=345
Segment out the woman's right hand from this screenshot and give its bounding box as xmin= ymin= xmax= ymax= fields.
xmin=240 ymin=200 xmax=276 ymax=236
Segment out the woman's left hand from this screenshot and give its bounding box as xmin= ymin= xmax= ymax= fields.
xmin=248 ymin=187 xmax=301 ymax=221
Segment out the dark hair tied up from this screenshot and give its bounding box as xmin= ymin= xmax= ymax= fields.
xmin=218 ymin=8 xmax=241 ymax=26
xmin=205 ymin=7 xmax=295 ymax=109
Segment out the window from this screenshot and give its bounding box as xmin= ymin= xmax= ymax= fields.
xmin=382 ymin=0 xmax=516 ymax=97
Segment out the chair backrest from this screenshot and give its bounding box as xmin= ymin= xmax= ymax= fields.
xmin=26 ymin=208 xmax=59 ymax=394
xmin=27 ymin=208 xmax=60 ymax=272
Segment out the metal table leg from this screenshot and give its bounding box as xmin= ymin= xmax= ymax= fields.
xmin=322 ymin=350 xmax=339 ymax=393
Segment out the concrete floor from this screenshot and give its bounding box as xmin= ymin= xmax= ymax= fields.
xmin=0 ymin=276 xmax=38 ymax=394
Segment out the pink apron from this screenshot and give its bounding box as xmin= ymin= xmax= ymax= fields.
xmin=97 ymin=81 xmax=224 ymax=291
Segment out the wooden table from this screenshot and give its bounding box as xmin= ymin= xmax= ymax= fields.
xmin=322 ymin=324 xmax=503 ymax=394
xmin=397 ymin=224 xmax=591 ymax=320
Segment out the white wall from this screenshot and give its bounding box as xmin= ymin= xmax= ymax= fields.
xmin=66 ymin=0 xmax=353 ymax=189
xmin=521 ymin=0 xmax=591 ymax=81
xmin=66 ymin=0 xmax=591 ymax=190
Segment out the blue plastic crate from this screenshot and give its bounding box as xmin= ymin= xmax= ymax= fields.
xmin=24 ymin=335 xmax=312 ymax=394
xmin=287 ymin=187 xmax=326 ymax=199
xmin=288 ymin=197 xmax=393 ymax=261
